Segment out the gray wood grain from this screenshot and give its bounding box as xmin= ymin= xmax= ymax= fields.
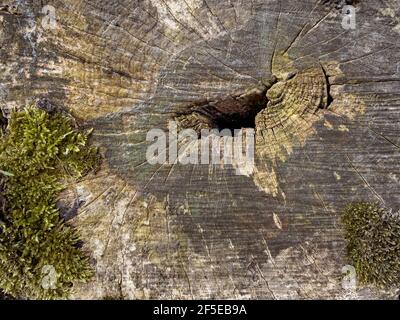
xmin=0 ymin=0 xmax=399 ymax=299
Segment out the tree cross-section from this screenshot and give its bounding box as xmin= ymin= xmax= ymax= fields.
xmin=0 ymin=0 xmax=399 ymax=299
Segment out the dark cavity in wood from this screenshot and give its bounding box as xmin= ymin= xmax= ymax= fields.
xmin=174 ymin=65 xmax=334 ymax=135
xmin=174 ymin=78 xmax=278 ymax=134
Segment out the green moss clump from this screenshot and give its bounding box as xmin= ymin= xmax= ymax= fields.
xmin=0 ymin=106 xmax=100 ymax=299
xmin=342 ymin=202 xmax=400 ymax=287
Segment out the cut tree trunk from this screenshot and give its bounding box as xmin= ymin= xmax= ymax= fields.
xmin=1 ymin=0 xmax=400 ymax=299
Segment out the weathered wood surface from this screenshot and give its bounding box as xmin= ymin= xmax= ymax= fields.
xmin=1 ymin=0 xmax=400 ymax=299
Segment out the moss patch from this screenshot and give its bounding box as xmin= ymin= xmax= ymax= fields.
xmin=342 ymin=202 xmax=400 ymax=288
xmin=0 ymin=106 xmax=100 ymax=299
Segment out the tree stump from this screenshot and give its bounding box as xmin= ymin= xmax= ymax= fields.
xmin=1 ymin=0 xmax=399 ymax=299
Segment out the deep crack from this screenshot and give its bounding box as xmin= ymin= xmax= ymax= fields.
xmin=320 ymin=64 xmax=334 ymax=108
xmin=175 ymin=65 xmax=333 ymax=135
xmin=174 ymin=79 xmax=277 ymax=134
